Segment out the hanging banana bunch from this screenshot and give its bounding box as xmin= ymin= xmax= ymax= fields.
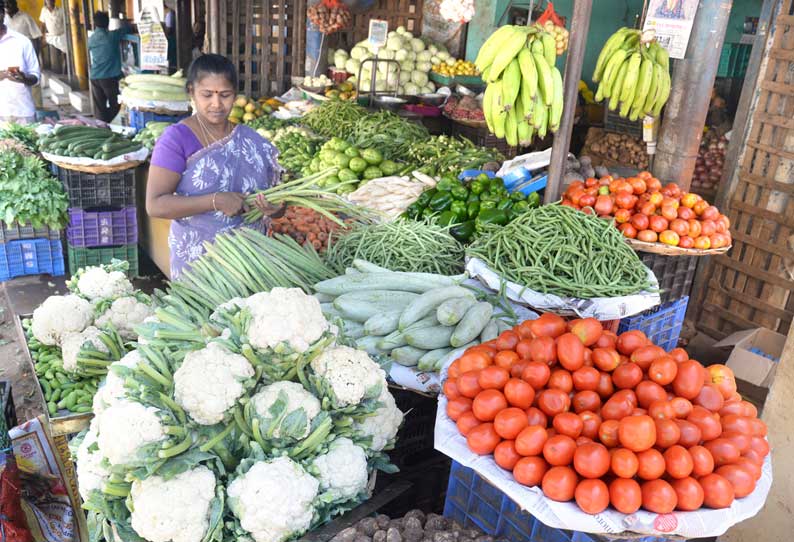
xmin=592 ymin=27 xmax=672 ymax=120
xmin=476 ymin=25 xmax=564 ymax=147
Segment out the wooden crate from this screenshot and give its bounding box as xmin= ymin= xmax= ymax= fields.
xmin=693 ymin=0 xmax=794 ymax=339
xmin=334 ymin=0 xmax=424 ymax=48
xmin=217 ymin=0 xmax=307 ymax=97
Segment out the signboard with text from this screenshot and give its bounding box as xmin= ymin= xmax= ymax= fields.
xmin=642 ymin=0 xmax=698 ymax=59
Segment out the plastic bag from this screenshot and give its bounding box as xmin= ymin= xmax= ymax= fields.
xmin=0 ymin=450 xmax=33 ymax=542
xmin=536 ymin=2 xmax=565 ymax=27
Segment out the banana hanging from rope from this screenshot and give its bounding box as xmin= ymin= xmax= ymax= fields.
xmin=592 ymin=27 xmax=673 ymax=119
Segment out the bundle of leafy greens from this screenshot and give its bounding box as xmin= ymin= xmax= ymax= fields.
xmin=0 ymin=150 xmax=68 ymax=229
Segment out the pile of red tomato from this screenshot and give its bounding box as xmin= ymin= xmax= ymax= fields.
xmin=442 ymin=313 xmax=768 ymax=516
xmin=561 ymin=172 xmax=732 ymax=250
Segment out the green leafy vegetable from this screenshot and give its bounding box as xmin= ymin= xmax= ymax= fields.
xmin=0 ymin=150 xmax=68 ymax=229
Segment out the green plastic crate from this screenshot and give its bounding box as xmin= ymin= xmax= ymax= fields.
xmin=67 ymin=243 xmax=138 ymax=277
xmin=717 ymin=43 xmax=751 ymax=78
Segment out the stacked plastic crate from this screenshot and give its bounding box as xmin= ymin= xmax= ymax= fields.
xmin=0 ymin=223 xmax=65 ymax=282
xmin=53 ymin=164 xmax=139 ymax=277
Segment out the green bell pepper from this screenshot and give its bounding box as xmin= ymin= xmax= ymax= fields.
xmin=480 ymin=191 xmax=499 ymax=203
xmin=450 ymin=200 xmax=468 ymax=219
xmin=527 ymin=191 xmax=541 ymax=208
xmin=416 ymin=189 xmax=435 ymax=208
xmin=451 ymin=184 xmax=469 ymax=201
xmin=450 ymin=220 xmax=476 ymax=243
xmin=476 ymin=208 xmax=509 ymax=230
xmin=437 ymin=210 xmax=458 ymax=226
xmin=422 ymin=207 xmax=436 ymax=219
xmin=511 ymin=191 xmax=526 ymax=201
xmin=469 ymin=179 xmax=486 ymax=195
xmin=436 ymin=176 xmax=457 ymax=192
xmin=466 ymin=192 xmax=480 ymax=204
xmin=497 ymin=198 xmax=513 ymax=211
xmin=511 ymin=200 xmax=530 ymax=214
xmin=476 ymin=173 xmax=491 ymax=183
xmin=480 ymin=200 xmax=497 ymax=210
xmin=490 ymin=177 xmax=506 ymax=190
xmin=429 ymin=191 xmax=453 ymax=212
xmin=467 ymin=201 xmax=480 ymax=219
xmin=405 ymin=202 xmax=423 ymax=219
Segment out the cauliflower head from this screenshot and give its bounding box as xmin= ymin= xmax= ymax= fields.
xmin=93 ymin=350 xmax=141 ymax=414
xmin=31 ymin=294 xmax=93 ymax=346
xmin=61 ymin=326 xmax=109 ymax=372
xmin=76 ymin=420 xmax=110 ymax=502
xmin=245 ymin=288 xmax=329 ymax=352
xmin=74 ymin=265 xmax=134 ymax=301
xmin=130 ymin=466 xmax=217 ymax=542
xmin=96 ymin=399 xmax=165 ymax=466
xmin=174 ymin=342 xmax=255 ymax=425
xmin=311 ymin=345 xmax=386 ymax=407
xmin=355 ymin=386 xmax=403 ymax=452
xmin=95 ymin=296 xmax=154 ymax=340
xmin=227 ymin=457 xmax=319 ymax=542
xmin=311 ymin=437 xmax=369 ymax=501
xmin=251 ymin=381 xmax=321 ymax=439
xmin=136 ymin=315 xmax=160 ymax=345
xmin=210 ymin=296 xmax=247 ymax=323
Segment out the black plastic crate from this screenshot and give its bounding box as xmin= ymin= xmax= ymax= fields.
xmin=447 ymin=121 xmax=522 ymax=160
xmin=604 ymin=108 xmax=643 ymax=138
xmin=0 ymin=223 xmax=61 ymax=243
xmin=639 ymin=251 xmax=699 ymax=304
xmin=377 ymin=456 xmax=451 ymax=518
xmin=51 ymin=163 xmax=137 ymax=208
xmin=389 ymin=387 xmax=440 ymax=471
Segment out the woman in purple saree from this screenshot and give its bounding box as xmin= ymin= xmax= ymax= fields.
xmin=146 ymin=54 xmax=283 ymax=279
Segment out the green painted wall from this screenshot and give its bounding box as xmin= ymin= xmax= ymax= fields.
xmin=723 ymin=0 xmax=763 ymax=44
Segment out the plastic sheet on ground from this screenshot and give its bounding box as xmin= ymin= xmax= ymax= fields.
xmin=433 ymin=369 xmax=773 ymax=539
xmin=42 ymin=147 xmax=150 ymax=168
xmin=119 ymin=95 xmax=190 ymax=112
xmin=466 ymin=257 xmax=661 ymax=320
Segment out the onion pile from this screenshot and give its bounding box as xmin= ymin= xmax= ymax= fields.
xmin=308 ymin=1 xmax=352 ymax=34
xmin=692 ymin=132 xmax=727 ymax=192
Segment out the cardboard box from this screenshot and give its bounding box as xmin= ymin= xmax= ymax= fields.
xmin=714 ymin=328 xmax=786 ymax=388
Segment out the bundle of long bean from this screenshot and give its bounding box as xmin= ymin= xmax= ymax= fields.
xmin=301 ymin=100 xmax=367 ymax=138
xmin=405 ymin=135 xmax=503 ymax=177
xmin=243 ymin=168 xmax=375 ymax=225
xmin=324 ymin=219 xmax=465 ymax=275
xmin=163 ymin=228 xmax=336 ymax=318
xmin=466 ymin=204 xmax=653 ymax=298
xmin=348 ymin=110 xmax=430 ymax=160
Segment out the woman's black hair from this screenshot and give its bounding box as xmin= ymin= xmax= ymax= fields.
xmin=94 ymin=11 xmax=110 ymax=29
xmin=186 ymin=54 xmax=238 ymax=91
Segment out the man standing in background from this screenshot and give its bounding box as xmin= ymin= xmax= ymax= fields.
xmin=5 ymin=0 xmax=40 ymax=51
xmin=0 ymin=0 xmax=41 ymax=124
xmin=39 ymin=0 xmax=67 ymax=72
xmin=88 ymin=10 xmax=125 ymax=123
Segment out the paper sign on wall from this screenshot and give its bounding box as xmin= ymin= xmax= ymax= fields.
xmin=642 ymin=0 xmax=698 ymax=59
xmin=368 ymin=19 xmax=388 ymax=48
xmin=139 ymin=5 xmax=168 ymax=71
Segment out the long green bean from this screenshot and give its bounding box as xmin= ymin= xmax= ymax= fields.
xmin=466 ymin=204 xmax=653 ymax=298
xmin=301 ymin=100 xmax=367 ymax=138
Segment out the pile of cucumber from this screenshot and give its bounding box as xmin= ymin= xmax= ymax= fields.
xmin=314 ymin=260 xmax=515 ymax=372
xmin=39 ymin=125 xmax=144 ymax=161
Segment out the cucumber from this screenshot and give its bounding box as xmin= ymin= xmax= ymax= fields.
xmin=338 ymin=290 xmax=419 ymax=305
xmin=437 ymin=297 xmax=478 ymax=326
xmin=399 ymin=286 xmax=475 ymax=330
xmin=342 ymin=320 xmax=366 ymax=339
xmin=451 ymin=302 xmax=494 ymax=347
xmin=417 ymin=348 xmax=453 ymax=372
xmin=345 ymin=267 xmax=361 ymax=274
xmin=364 ymin=311 xmax=401 ymax=336
xmin=404 ymin=314 xmax=439 ymax=331
xmin=377 ymin=331 xmax=407 ymax=351
xmin=391 ymin=346 xmax=427 ymax=367
xmin=480 ymin=318 xmax=499 ymax=342
xmin=313 ymin=293 xmax=335 ymax=303
xmin=351 ymin=259 xmax=390 ymax=273
xmin=496 ymin=319 xmax=513 ymax=333
xmin=405 ymin=325 xmax=455 ymax=350
xmin=315 ymin=272 xmax=465 ymax=295
xmin=333 ymin=294 xmax=415 ymax=322
xmin=356 ymin=336 xmax=389 ymax=356
xmin=319 ymin=303 xmax=343 ymax=318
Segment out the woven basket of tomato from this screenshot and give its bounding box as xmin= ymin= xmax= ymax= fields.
xmin=437 ymin=314 xmax=771 ymax=538
xmin=562 ymin=172 xmax=732 ymax=256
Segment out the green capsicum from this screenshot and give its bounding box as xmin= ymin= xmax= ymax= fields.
xmin=480 ymin=200 xmax=497 ymax=210
xmin=437 ymin=210 xmax=458 ymax=226
xmin=469 ymin=179 xmax=486 ymax=195
xmin=466 ymin=192 xmax=480 ymax=204
xmin=450 ymin=200 xmax=468 ymax=220
xmin=451 ymin=184 xmax=469 ymax=201
xmin=416 ymin=189 xmax=435 ymax=208
xmin=490 ymin=178 xmax=506 ymax=191
xmin=422 ymin=207 xmax=436 ymax=219
xmin=497 ymin=198 xmax=513 ymax=211
xmin=480 ymin=191 xmax=498 ymax=203
xmin=476 ymin=208 xmax=509 ymax=230
xmin=511 ymin=200 xmax=530 ymax=214
xmin=450 ymin=220 xmax=476 ymax=243
xmin=467 ymin=201 xmax=480 ymax=219
xmin=429 ymin=191 xmax=454 ymax=212
xmin=511 ymin=191 xmax=526 ymax=202
xmin=527 ymin=191 xmax=541 ymax=208
xmin=436 ymin=176 xmax=457 ymax=192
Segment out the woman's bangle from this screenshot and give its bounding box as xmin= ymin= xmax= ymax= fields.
xmin=212 ymin=192 xmax=218 ymax=212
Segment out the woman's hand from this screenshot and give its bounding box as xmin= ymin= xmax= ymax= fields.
xmin=253 ymin=194 xmax=286 ymax=218
xmin=213 ymin=192 xmax=247 ymax=216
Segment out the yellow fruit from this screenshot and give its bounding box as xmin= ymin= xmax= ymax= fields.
xmin=242 ymin=112 xmax=256 ymax=122
xmin=244 ymin=103 xmax=256 ymax=113
xmin=230 ymin=106 xmax=245 ymax=119
xmin=234 ymin=96 xmax=249 ymax=108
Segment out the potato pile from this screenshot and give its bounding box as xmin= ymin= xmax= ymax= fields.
xmin=589 ymin=132 xmax=649 ymax=170
xmin=329 ymin=510 xmax=493 ymax=542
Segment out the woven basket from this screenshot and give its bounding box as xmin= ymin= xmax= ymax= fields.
xmin=446 ymin=114 xmax=487 ymax=128
xmin=50 ymin=159 xmax=143 ymax=174
xmin=626 ymin=238 xmax=732 ymax=256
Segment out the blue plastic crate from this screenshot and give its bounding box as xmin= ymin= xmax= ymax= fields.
xmin=128 ymin=109 xmax=188 ymax=133
xmin=618 ymin=296 xmax=689 ymax=351
xmin=444 ymin=461 xmax=674 ymax=542
xmin=0 ymin=239 xmax=65 ymax=282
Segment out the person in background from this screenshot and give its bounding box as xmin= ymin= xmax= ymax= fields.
xmin=39 ymin=0 xmax=67 ymax=72
xmin=0 ymin=0 xmax=40 ymax=124
xmin=88 ymin=10 xmax=125 ymax=123
xmin=146 ymin=54 xmax=284 ymax=278
xmin=5 ymin=0 xmax=40 ymax=52
xmin=191 ymin=20 xmax=205 ymax=60
xmin=163 ymin=1 xmax=176 ymax=70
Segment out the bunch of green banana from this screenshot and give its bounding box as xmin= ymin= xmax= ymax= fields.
xmin=475 ymin=24 xmax=564 ymax=147
xmin=592 ymin=27 xmax=672 ymax=120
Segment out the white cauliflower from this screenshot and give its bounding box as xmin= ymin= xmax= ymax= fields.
xmin=210 ymin=296 xmax=247 ymax=322
xmin=310 ymin=437 xmax=369 ymax=501
xmin=73 ymin=265 xmax=134 ymax=301
xmin=311 ymin=345 xmax=387 ymax=406
xmin=96 ymin=399 xmax=165 ymax=466
xmin=75 ymin=420 xmax=110 ymax=502
xmin=92 ymin=350 xmax=141 ymax=414
xmin=251 ymin=381 xmax=321 ymax=439
xmin=245 ymin=288 xmax=329 ymax=352
xmin=95 ymin=296 xmax=154 ymax=339
xmin=355 ymin=386 xmax=404 ymax=452
xmin=130 ymin=466 xmax=216 ymax=542
xmin=174 ymin=342 xmax=254 ymax=425
xmin=136 ymin=315 xmax=160 ymax=345
xmin=227 ymin=457 xmax=319 ymax=542
xmin=31 ymin=294 xmax=93 ymax=346
xmin=61 ymin=326 xmax=109 ymax=372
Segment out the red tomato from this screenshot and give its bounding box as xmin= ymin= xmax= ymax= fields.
xmin=456 ymin=371 xmax=483 ymax=399
xmin=478 ymin=366 xmax=510 ymax=390
xmin=467 ymin=423 xmax=501 ymax=455
xmin=655 ymin=418 xmax=681 ymax=448
xmin=716 ymin=464 xmax=756 ymax=498
xmin=635 ymin=381 xmax=668 ymax=409
xmin=675 ymin=419 xmax=703 ymax=447
xmin=618 ymin=415 xmax=657 ymax=452
xmin=446 ymin=396 xmax=473 ymax=421
xmin=494 ymin=350 xmax=520 ymax=370
xmin=610 ymin=478 xmax=642 ymax=514
xmin=579 ymin=411 xmax=602 ymax=440
xmin=521 ymin=362 xmax=551 ymax=389
xmin=494 ymin=407 xmax=529 ymax=440
xmin=569 ymin=318 xmax=603 ymax=346
xmin=494 ymin=440 xmax=522 ymax=470
xmin=734 ymin=457 xmax=762 ymax=481
xmin=557 ymin=333 xmax=585 ymax=371
xmin=694 ymin=383 xmax=725 ymax=413
xmin=671 ymin=397 xmax=693 ymax=418
xmin=602 ymin=389 xmax=638 ymax=420
xmin=448 ymin=360 xmax=462 ymax=379
xmin=511 ymin=361 xmax=528 ymax=378
xmin=616 ymin=330 xmax=648 ymax=355
xmin=708 ymin=364 xmax=738 ymax=400
xmin=513 ymin=456 xmax=549 ymax=487
xmin=649 ymin=215 xmax=669 ymax=233
xmin=648 ymin=400 xmax=675 ymax=420
xmin=669 ymin=347 xmax=689 ymax=363
xmin=472 ymin=390 xmax=508 ymax=422
xmin=673 ymin=360 xmax=706 ymax=400
xmin=690 ymin=445 xmax=715 ymax=476
xmin=517 ymin=320 xmax=534 ymax=340
xmin=543 ymin=435 xmax=577 ymax=466
xmin=649 ymin=356 xmax=678 ymax=385
xmin=750 ymin=435 xmax=770 ymax=458
xmin=611 ymin=447 xmax=639 ymax=478
xmin=542 ymin=466 xmax=578 ymax=502
xmin=598 ymin=419 xmax=621 ymax=448
xmin=553 ymin=412 xmax=584 ymax=439
xmin=443 ymin=379 xmax=460 ymax=399
xmin=664 ymin=445 xmax=694 ymax=479
xmin=630 ymin=345 xmax=666 ymax=371
xmin=699 ymin=473 xmax=735 ymax=509
xmin=572 ymin=391 xmax=601 ymax=414
xmin=672 ymin=477 xmax=704 ymax=511
xmin=548 ymin=369 xmax=574 ymax=393
xmin=592 ymin=347 xmax=620 ymax=372
xmin=572 ymin=366 xmax=600 ymax=391
xmin=669 ymin=218 xmax=689 ymax=237
xmin=515 ymin=425 xmax=548 ymax=456
xmin=456 ymin=411 xmax=481 ymax=436
xmin=705 ymin=438 xmax=741 ymax=466
xmin=637 ymin=448 xmax=666 ymax=480
xmin=575 ymin=479 xmax=610 ymax=514
xmin=612 ymin=362 xmax=643 ymax=389
xmin=495 ymin=330 xmax=520 ymax=351
xmin=537 ymin=389 xmax=571 ymax=417
xmin=573 ymin=442 xmax=610 ymax=479
xmin=595 ymin=331 xmax=618 ymax=349
xmin=458 ymin=351 xmax=492 ymax=374
xmin=530 ymin=313 xmax=567 ymax=338
xmin=528 ymin=336 xmax=557 ymax=365
xmin=504 ymin=378 xmax=535 ymax=409
xmin=525 ymin=407 xmax=548 ymax=428
xmin=641 ymin=479 xmax=677 ymax=514
xmin=688 ymin=406 xmax=722 ymax=441
xmin=596 ymin=371 xmax=615 ymax=399
xmin=619 ymin=223 xmax=638 ymax=238
xmin=750 ymin=418 xmax=768 ymax=437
